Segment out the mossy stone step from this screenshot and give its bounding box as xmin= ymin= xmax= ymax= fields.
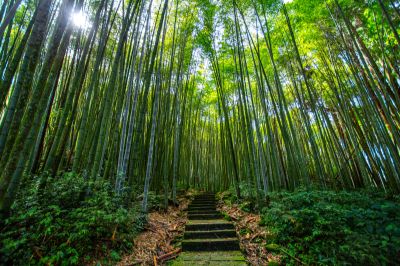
xmin=182 ymin=238 xmax=240 ymax=251
xmin=193 ymin=198 xmax=216 ymax=202
xmin=188 ymin=205 xmax=217 ymax=210
xmin=170 ymin=251 xmax=246 ymax=266
xmin=186 ymin=221 xmax=234 ymax=231
xmin=192 ymin=198 xmax=217 ymax=202
xmin=188 ymin=213 xmax=223 ymax=220
xmin=187 ymin=206 xmax=217 ymax=211
xmin=184 ymin=229 xmax=237 ymax=239
xmin=187 ymin=210 xmax=220 ymax=215
xmin=189 ymin=202 xmax=216 ymax=206
xmin=189 ymin=201 xmax=216 ymax=206
xmin=188 ymin=203 xmax=216 ymax=207
xmin=194 ymin=196 xmax=215 ymax=199
xmin=189 ymin=204 xmax=216 ymax=209
xmin=189 ymin=203 xmax=216 ymax=206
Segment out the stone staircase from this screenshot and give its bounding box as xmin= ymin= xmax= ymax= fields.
xmin=171 ymin=193 xmax=246 ymax=265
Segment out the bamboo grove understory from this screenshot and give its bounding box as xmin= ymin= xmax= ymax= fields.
xmin=0 ymin=0 xmax=399 ymax=216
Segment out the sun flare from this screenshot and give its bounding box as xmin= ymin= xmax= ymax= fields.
xmin=71 ymin=11 xmax=89 ymax=28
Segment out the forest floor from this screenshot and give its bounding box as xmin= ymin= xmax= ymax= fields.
xmin=217 ymin=199 xmax=280 ymax=265
xmin=117 ymin=193 xmax=192 ymax=265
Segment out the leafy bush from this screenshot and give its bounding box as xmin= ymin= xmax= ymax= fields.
xmin=218 ymin=181 xmax=264 ymax=212
xmin=0 ymin=172 xmax=146 ymax=265
xmin=145 ymin=191 xmax=165 ymax=211
xmin=260 ymin=189 xmax=400 ymax=265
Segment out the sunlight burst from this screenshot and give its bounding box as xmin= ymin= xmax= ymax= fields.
xmin=71 ymin=11 xmax=89 ymax=28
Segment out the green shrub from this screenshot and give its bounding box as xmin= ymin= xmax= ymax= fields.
xmin=260 ymin=189 xmax=400 ymax=265
xmin=239 ymin=228 xmax=251 ymax=235
xmin=146 ymin=191 xmax=165 ymax=211
xmin=222 ymin=212 xmax=232 ymax=221
xmin=219 ymin=181 xmax=264 ymax=212
xmin=0 ymin=172 xmax=146 ymax=265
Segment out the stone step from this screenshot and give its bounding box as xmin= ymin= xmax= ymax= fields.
xmin=186 ymin=221 xmax=234 ymax=231
xmin=193 ymin=198 xmax=215 ymax=201
xmin=189 ymin=204 xmax=216 ymax=208
xmin=194 ymin=195 xmax=215 ymax=199
xmin=188 ymin=206 xmax=217 ymax=211
xmin=189 ymin=204 xmax=216 ymax=207
xmin=184 ymin=229 xmax=237 ymax=239
xmin=190 ymin=200 xmax=216 ymax=203
xmin=182 ymin=238 xmax=240 ymax=251
xmin=170 ymin=251 xmax=246 ymax=265
xmin=187 ymin=209 xmax=217 ymax=213
xmin=187 ymin=210 xmax=220 ymax=215
xmin=188 ymin=213 xmax=223 ymax=220
xmin=191 ymin=200 xmax=216 ymax=203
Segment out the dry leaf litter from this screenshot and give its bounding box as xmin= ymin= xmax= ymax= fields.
xmin=217 ymin=200 xmax=281 ymax=265
xmin=118 ymin=194 xmax=192 ymax=266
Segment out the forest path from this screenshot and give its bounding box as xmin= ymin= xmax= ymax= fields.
xmin=171 ymin=193 xmax=246 ymax=265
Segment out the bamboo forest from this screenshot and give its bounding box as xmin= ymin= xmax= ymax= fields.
xmin=0 ymin=0 xmax=399 ymax=264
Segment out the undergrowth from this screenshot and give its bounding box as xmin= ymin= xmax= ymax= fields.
xmin=0 ymin=172 xmax=149 ymax=265
xmin=263 ymin=190 xmax=400 ymax=265
xmin=220 ymin=185 xmax=400 ymax=265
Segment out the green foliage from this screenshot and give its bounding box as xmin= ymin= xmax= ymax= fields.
xmin=267 ymin=260 xmax=280 ymax=266
xmin=218 ymin=190 xmax=235 ymax=204
xmin=109 ymin=250 xmax=121 ymax=261
xmin=222 ymin=212 xmax=232 ymax=221
xmin=265 ymin=243 xmax=281 ymax=251
xmin=0 ymin=172 xmax=146 ymax=265
xmin=239 ymin=228 xmax=251 ymax=235
xmin=260 ymin=189 xmax=400 ymax=265
xmin=238 ymin=201 xmax=256 ymax=213
xmin=145 ymin=191 xmax=165 ymax=211
xmin=219 ymin=182 xmax=264 ymax=212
